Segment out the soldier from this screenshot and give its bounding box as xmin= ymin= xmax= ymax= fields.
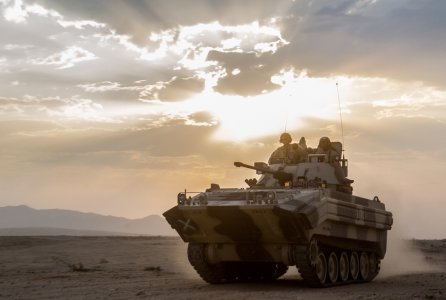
xmin=315 ymin=136 xmax=340 ymax=163
xmin=298 ymin=137 xmax=307 ymax=150
xmin=298 ymin=136 xmax=312 ymax=162
xmin=268 ymin=133 xmax=305 ymax=164
xmin=315 ymin=136 xmax=353 ymax=184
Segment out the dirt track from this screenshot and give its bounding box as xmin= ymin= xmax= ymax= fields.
xmin=0 ymin=236 xmax=445 ymax=299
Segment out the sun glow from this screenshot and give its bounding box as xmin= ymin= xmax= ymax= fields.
xmin=181 ymin=71 xmax=344 ymax=141
xmin=218 ymin=71 xmax=342 ymax=140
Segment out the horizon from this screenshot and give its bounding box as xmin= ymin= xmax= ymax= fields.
xmin=0 ymin=204 xmax=442 ymax=240
xmin=1 ymin=0 xmax=445 ymax=239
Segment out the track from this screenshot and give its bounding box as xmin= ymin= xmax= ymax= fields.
xmin=295 ymin=238 xmax=380 ymax=287
xmin=188 ymin=243 xmax=288 ymax=283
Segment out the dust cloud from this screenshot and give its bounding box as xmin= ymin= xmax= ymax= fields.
xmin=172 ymin=239 xmax=197 ymax=277
xmin=379 ymin=232 xmax=441 ymax=278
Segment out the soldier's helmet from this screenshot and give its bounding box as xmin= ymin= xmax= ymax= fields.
xmin=318 ymin=136 xmax=331 ymax=150
xmin=279 ymin=132 xmax=292 ymax=144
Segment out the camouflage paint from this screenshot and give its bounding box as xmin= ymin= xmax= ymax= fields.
xmin=163 ymin=156 xmax=393 ymax=285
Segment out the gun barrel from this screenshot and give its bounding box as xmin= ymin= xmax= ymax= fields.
xmin=234 ymin=161 xmax=274 ymax=174
xmin=234 ymin=161 xmax=293 ymax=186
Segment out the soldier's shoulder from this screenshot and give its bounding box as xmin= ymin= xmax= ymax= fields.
xmin=270 ymin=147 xmax=282 ymax=156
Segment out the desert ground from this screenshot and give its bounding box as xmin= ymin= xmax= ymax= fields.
xmin=0 ymin=236 xmax=445 ymax=300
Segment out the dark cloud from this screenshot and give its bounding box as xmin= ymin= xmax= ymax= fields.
xmin=208 ymin=51 xmax=282 ymax=96
xmin=276 ymin=0 xmax=446 ymax=88
xmin=187 ymin=111 xmax=216 ymax=125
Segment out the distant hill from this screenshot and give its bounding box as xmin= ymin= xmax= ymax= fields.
xmin=0 ymin=227 xmax=146 ymax=236
xmin=0 ymin=205 xmax=176 ymax=236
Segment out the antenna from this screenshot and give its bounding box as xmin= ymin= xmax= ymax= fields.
xmin=336 ymin=82 xmax=349 ymax=176
xmin=336 ymin=82 xmax=345 ymax=149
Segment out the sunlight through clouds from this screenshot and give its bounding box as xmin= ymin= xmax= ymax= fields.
xmin=153 ymin=71 xmax=446 ymax=143
xmin=196 ymin=70 xmax=342 ymax=141
xmin=130 ymin=21 xmax=288 ymax=68
xmin=30 ymin=46 xmax=97 ymax=69
xmin=44 ymin=96 xmax=105 ymax=121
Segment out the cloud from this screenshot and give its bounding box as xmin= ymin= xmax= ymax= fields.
xmin=278 ymin=0 xmax=446 ymax=89
xmin=2 ymin=0 xmax=60 ymax=23
xmin=3 ymin=43 xmax=33 ymax=50
xmin=30 ymin=46 xmax=97 ymax=69
xmin=0 ymin=56 xmax=9 ymax=73
xmin=0 ymin=94 xmax=114 ymax=123
xmin=185 ymin=111 xmax=217 ymax=127
xmin=57 ymin=19 xmax=104 ymax=29
xmin=2 ymin=0 xmax=28 ymax=23
xmin=78 ymin=81 xmax=130 ymax=93
xmin=26 ymin=0 xmax=294 ymax=44
xmin=157 ymin=76 xmax=204 ymax=101
xmin=9 ymin=0 xmax=446 ymax=92
xmin=78 ymin=76 xmax=205 ymax=102
xmin=5 ymin=0 xmax=290 ymax=99
xmin=208 ymin=51 xmax=282 ymax=95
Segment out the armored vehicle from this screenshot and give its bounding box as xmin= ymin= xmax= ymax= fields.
xmin=163 ymin=141 xmax=393 ymax=287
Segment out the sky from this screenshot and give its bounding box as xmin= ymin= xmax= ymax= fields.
xmin=0 ymin=0 xmax=445 ymax=238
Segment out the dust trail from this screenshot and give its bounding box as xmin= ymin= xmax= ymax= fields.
xmin=379 ymin=233 xmax=441 ymax=278
xmin=171 ymin=237 xmax=197 ymax=277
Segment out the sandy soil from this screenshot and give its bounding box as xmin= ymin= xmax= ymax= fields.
xmin=0 ymin=236 xmax=445 ymax=300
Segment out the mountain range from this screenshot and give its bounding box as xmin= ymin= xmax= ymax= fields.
xmin=0 ymin=205 xmax=176 ymax=236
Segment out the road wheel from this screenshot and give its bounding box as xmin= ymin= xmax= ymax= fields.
xmin=339 ymin=252 xmax=349 ymax=282
xmin=327 ymin=252 xmax=338 ymax=283
xmin=315 ymin=252 xmax=327 ymax=284
xmin=367 ymin=253 xmax=379 ymax=281
xmin=359 ymin=252 xmax=369 ymax=280
xmin=350 ymin=251 xmax=359 ymax=281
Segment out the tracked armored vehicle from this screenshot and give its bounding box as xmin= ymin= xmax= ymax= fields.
xmin=163 ymin=141 xmax=393 ymax=287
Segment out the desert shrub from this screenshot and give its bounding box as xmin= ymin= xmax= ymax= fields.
xmin=52 ymin=256 xmax=92 ymax=272
xmin=144 ymin=266 xmax=162 ymax=272
xmin=99 ymin=258 xmax=109 ymax=264
xmin=69 ymin=262 xmax=89 ymax=272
